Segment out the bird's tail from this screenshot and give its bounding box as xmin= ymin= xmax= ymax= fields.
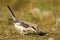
xmin=7 ymin=5 xmax=16 ymax=21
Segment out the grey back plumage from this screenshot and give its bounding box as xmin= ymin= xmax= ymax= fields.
xmin=20 ymin=20 xmax=38 ymax=30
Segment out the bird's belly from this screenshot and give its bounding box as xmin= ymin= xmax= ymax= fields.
xmin=14 ymin=24 xmax=31 ymax=31
xmin=14 ymin=24 xmax=24 ymax=30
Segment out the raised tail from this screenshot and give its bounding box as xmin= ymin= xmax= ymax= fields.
xmin=7 ymin=5 xmax=16 ymax=21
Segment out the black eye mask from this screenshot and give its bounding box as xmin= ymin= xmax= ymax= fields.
xmin=32 ymin=26 xmax=36 ymax=30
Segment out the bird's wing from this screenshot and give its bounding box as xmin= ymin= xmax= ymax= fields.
xmin=20 ymin=21 xmax=29 ymax=28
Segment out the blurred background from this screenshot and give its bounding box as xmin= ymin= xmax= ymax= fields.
xmin=0 ymin=0 xmax=59 ymax=40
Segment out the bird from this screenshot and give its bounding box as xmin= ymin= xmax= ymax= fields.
xmin=7 ymin=5 xmax=38 ymax=35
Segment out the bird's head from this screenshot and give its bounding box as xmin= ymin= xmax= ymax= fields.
xmin=31 ymin=25 xmax=38 ymax=32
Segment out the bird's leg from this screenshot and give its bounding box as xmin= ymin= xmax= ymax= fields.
xmin=23 ymin=30 xmax=28 ymax=35
xmin=20 ymin=30 xmax=27 ymax=35
xmin=20 ymin=30 xmax=23 ymax=35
